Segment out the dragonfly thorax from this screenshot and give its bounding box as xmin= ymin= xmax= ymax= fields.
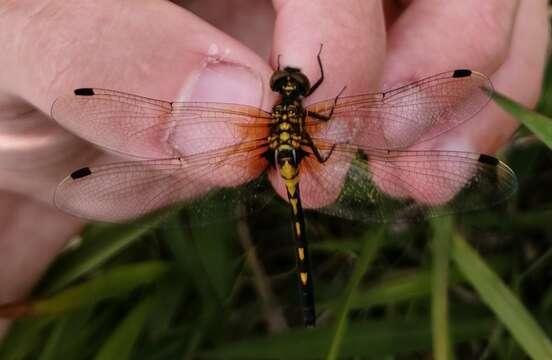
xmin=268 ymin=102 xmax=305 ymax=152
xmin=268 ymin=66 xmax=309 ymax=178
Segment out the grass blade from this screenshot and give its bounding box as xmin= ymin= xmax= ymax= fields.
xmin=94 ymin=296 xmax=153 ymax=360
xmin=326 ymin=228 xmax=383 ymax=360
xmin=318 ymin=255 xmax=507 ymax=311
xmin=492 ymin=91 xmax=552 ymax=149
xmin=38 ymin=218 xmax=166 ymax=293
xmin=0 ymin=261 xmax=171 ymax=318
xmin=451 ymin=233 xmax=552 ymax=359
xmin=208 ymin=317 xmax=495 ymax=359
xmin=431 ymin=217 xmax=453 ymax=360
xmin=0 ymin=317 xmax=53 ymax=358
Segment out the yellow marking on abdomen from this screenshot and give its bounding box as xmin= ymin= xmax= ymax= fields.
xmin=283 ymin=177 xmax=299 ymax=196
xmin=280 ymin=161 xmax=297 ymax=180
xmin=290 ymin=198 xmax=298 ymax=214
xmin=298 ymin=247 xmax=305 ymax=261
xmin=300 ymin=272 xmax=308 ymax=285
xmin=295 ymin=222 xmax=301 ymax=236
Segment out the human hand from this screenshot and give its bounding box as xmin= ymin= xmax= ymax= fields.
xmin=382 ymin=0 xmax=550 ymax=153
xmin=264 ymin=0 xmax=548 ymax=207
xmin=0 ymin=0 xmax=383 ymax=335
xmin=371 ymin=0 xmax=549 ymax=203
xmin=0 ymin=0 xmax=548 ymax=334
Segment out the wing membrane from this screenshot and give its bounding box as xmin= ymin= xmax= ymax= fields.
xmin=52 ymin=69 xmax=514 ymax=225
xmin=54 ymin=140 xmax=271 ymax=223
xmin=297 ymin=145 xmax=516 ymax=222
xmin=51 ymin=88 xmax=272 ymax=159
xmin=305 ymin=70 xmax=492 ymax=149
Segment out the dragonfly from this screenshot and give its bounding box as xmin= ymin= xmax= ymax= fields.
xmin=51 ymin=48 xmax=517 ymax=328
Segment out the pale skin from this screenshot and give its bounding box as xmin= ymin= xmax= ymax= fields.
xmin=0 ymin=0 xmax=548 ymax=335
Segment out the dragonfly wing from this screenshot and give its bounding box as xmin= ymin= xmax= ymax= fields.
xmin=298 ymin=146 xmax=517 ymax=222
xmin=54 ymin=141 xmax=271 ymax=224
xmin=51 ymin=88 xmax=272 ymax=159
xmin=305 ymin=70 xmax=492 ymax=149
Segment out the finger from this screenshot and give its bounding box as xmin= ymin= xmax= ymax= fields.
xmin=0 ymin=1 xmax=273 ymax=158
xmin=271 ymin=0 xmax=385 ymax=102
xmin=382 ymin=0 xmax=548 ymax=205
xmin=384 ymin=0 xmax=519 ymax=82
xmin=0 ymin=191 xmax=83 ymax=335
xmin=1 ymin=1 xmax=277 ymax=220
xmin=182 ymin=0 xmax=276 ymax=59
xmin=269 ymin=0 xmax=386 ymax=203
xmin=375 ymin=0 xmax=519 ymax=151
xmin=0 ymin=105 xmax=98 ymax=203
xmin=437 ymin=0 xmax=549 ymax=154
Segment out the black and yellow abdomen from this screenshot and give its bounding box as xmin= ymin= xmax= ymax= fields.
xmin=275 ymin=146 xmax=315 ymax=327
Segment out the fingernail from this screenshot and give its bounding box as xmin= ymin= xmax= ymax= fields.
xmin=179 ymin=61 xmax=266 ymax=107
xmin=168 ymin=60 xmax=268 ymax=173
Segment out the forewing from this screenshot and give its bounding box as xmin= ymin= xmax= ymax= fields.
xmin=298 ymin=145 xmax=517 ymax=223
xmin=54 ymin=141 xmax=271 ymax=224
xmin=51 ymin=88 xmax=272 ymax=159
xmin=305 ymin=70 xmax=492 ymax=149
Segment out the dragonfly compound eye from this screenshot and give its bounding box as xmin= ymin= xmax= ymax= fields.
xmin=288 ymin=72 xmax=310 ymax=95
xmin=270 ymin=70 xmax=290 ymax=91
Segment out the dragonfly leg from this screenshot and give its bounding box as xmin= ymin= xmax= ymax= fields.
xmin=307 ymin=85 xmax=346 ymax=121
xmin=306 ymin=44 xmax=325 ymax=97
xmin=303 ymin=132 xmax=336 ymax=163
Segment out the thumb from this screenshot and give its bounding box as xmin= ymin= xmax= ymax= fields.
xmin=1 ymin=1 xmax=273 ymax=157
xmin=269 ymin=0 xmax=386 ymax=206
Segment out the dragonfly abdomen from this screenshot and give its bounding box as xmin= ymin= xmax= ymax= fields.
xmin=276 ymin=148 xmax=316 ymax=327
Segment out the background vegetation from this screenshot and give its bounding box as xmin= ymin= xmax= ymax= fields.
xmin=1 ymin=20 xmax=552 ymax=360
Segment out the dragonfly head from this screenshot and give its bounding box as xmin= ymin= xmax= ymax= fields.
xmin=270 ymin=67 xmax=310 ymax=98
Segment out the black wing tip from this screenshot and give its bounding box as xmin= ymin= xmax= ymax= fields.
xmin=452 ymin=69 xmax=472 ymax=78
xmin=478 ymin=154 xmax=499 ymax=166
xmin=70 ymin=167 xmax=92 ymax=179
xmin=74 ymin=88 xmax=95 ymax=96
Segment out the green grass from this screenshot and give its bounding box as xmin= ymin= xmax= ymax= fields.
xmin=431 ymin=217 xmax=453 ymax=360
xmin=326 ymin=228 xmax=383 ymax=360
xmin=2 ymin=23 xmax=552 ymax=360
xmin=451 ymin=233 xmax=552 ymax=359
